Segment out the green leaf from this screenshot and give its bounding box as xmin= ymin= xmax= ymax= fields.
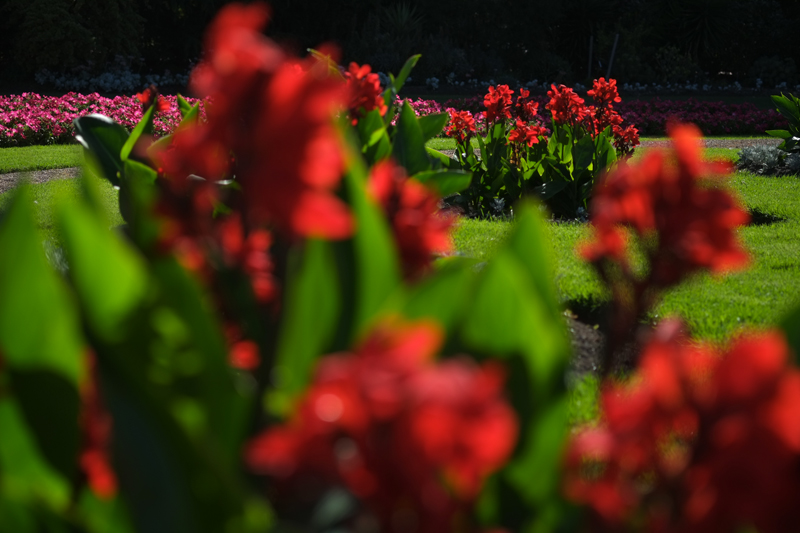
xmin=272 ymin=239 xmax=341 ymax=407
xmin=398 ymin=260 xmax=474 ymax=333
xmin=9 ymin=370 xmax=80 ymax=486
xmin=356 ymin=109 xmax=391 ymax=164
xmin=341 ymin=155 xmax=401 ymax=337
xmin=573 ymin=134 xmax=595 ymax=173
xmin=393 ymin=102 xmax=431 ymax=176
xmin=781 ymin=303 xmax=800 ymax=365
xmin=0 ymin=186 xmax=84 ymax=383
xmin=120 ymin=105 xmax=156 ymax=162
xmin=74 ymin=114 xmax=129 ymax=187
xmin=0 ymin=398 xmax=71 ymax=511
xmin=418 ymin=113 xmax=449 ymax=143
xmin=772 ymin=94 xmax=800 ymax=124
xmin=412 ymin=169 xmax=472 ymax=196
xmin=393 ymin=54 xmax=421 ymax=93
xmin=767 ymin=129 xmax=792 ymax=139
xmin=176 ymin=94 xmax=193 ymax=118
xmin=57 ymin=194 xmax=149 ymax=342
xmin=425 ymin=146 xmax=458 ymax=170
xmin=307 ymin=48 xmax=346 ymax=80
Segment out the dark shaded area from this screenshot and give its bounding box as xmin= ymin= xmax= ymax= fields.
xmin=748 ymin=207 xmax=788 ymax=226
xmin=1 ymin=0 xmax=799 ymax=93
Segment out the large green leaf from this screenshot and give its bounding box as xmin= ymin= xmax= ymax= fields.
xmin=397 ymin=260 xmax=475 ymax=333
xmin=460 ymin=203 xmax=570 ymax=531
xmin=573 ymin=134 xmax=595 ymax=174
xmin=356 ymin=108 xmax=392 ymax=164
xmin=418 ymin=113 xmax=449 ymax=143
xmin=272 ymin=239 xmax=341 ymax=408
xmin=336 ymin=150 xmax=401 ymax=340
xmin=412 ymin=169 xmax=472 ymax=197
xmin=393 ymin=102 xmax=430 ymax=176
xmin=74 ymin=114 xmax=129 ymax=187
xmin=0 ymin=185 xmax=84 ymax=382
xmin=425 ymin=146 xmax=459 ymax=170
xmin=57 ymin=195 xmax=148 ymax=342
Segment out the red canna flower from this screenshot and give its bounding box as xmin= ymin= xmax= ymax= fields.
xmin=444 ymin=109 xmax=477 ymax=145
xmin=345 ymin=62 xmax=387 ymax=125
xmin=565 ymin=320 xmax=800 ymax=533
xmin=581 ymin=123 xmax=749 ymax=286
xmin=612 ymin=124 xmax=640 ymax=156
xmin=508 ymin=119 xmax=547 ymax=147
xmin=136 ymin=85 xmax=170 ymax=114
xmin=368 ymin=160 xmax=456 ymax=280
xmin=587 ymin=77 xmax=622 ymax=108
xmin=514 ymin=87 xmax=540 ymax=122
xmin=484 ymin=85 xmax=514 ymax=124
xmin=155 ymin=2 xmax=352 ymax=240
xmin=547 ymin=84 xmax=589 ymax=126
xmin=246 ymin=317 xmax=517 ymax=533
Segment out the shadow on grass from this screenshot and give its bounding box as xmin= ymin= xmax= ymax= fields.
xmin=748 ymin=207 xmax=787 ymax=226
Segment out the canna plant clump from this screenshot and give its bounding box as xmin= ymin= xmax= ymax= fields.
xmin=2 ymin=3 xmax=800 ymax=533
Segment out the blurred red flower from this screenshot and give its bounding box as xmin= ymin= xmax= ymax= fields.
xmin=368 ymin=160 xmax=456 ymax=280
xmin=565 ymin=320 xmax=800 ymax=533
xmin=80 ymin=354 xmax=117 ymax=499
xmin=581 ymin=123 xmax=749 ymax=287
xmin=155 ymin=1 xmax=352 ymax=240
xmin=136 ymin=85 xmax=170 ymax=114
xmin=246 ymin=318 xmax=517 ymax=533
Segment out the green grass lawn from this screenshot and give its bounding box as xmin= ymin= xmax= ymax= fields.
xmin=0 ymin=144 xmax=83 ymax=173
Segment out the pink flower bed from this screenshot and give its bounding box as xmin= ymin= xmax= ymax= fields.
xmin=0 ymin=92 xmax=203 ymax=147
xmin=0 ymin=92 xmax=789 ymax=148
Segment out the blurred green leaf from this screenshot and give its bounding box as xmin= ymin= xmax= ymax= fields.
xmin=120 ymin=105 xmax=155 ymax=162
xmin=418 ymin=113 xmax=449 ymax=143
xmin=0 ymin=398 xmax=70 ymax=512
xmin=74 ymin=114 xmax=129 ymax=187
xmin=0 ymin=185 xmax=84 ymax=382
xmin=393 ymin=102 xmax=430 ymax=176
xmin=272 ymin=239 xmax=341 ymax=409
xmin=412 ymin=169 xmax=472 ymax=197
xmin=176 ymin=94 xmax=193 ymax=119
xmin=57 ymin=195 xmax=148 ymax=342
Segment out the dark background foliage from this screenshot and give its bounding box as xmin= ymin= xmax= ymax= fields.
xmin=0 ymin=0 xmax=798 ymax=93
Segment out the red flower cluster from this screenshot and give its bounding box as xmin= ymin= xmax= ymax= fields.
xmin=484 ymin=85 xmax=513 ymax=124
xmin=155 ymin=2 xmax=352 ymax=239
xmin=508 ymin=119 xmax=548 ymax=147
xmin=581 ymin=123 xmax=749 ymax=287
xmin=565 ymin=319 xmax=800 ymax=533
xmin=587 ymin=77 xmax=622 ymax=107
xmin=444 ymin=109 xmax=477 ymax=145
xmin=246 ymin=318 xmax=517 ymax=533
xmin=368 ymin=160 xmax=456 ymax=280
xmin=546 ymin=84 xmax=589 ymax=126
xmin=514 ymin=88 xmax=540 ymax=122
xmin=612 ymin=124 xmax=640 ymax=157
xmin=80 ymin=354 xmax=117 ymax=499
xmin=345 ymin=62 xmax=387 ymax=125
xmin=136 ymin=85 xmax=170 ymax=114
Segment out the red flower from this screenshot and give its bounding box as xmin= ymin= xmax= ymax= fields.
xmin=565 ymin=320 xmax=800 ymax=533
xmin=246 ymin=318 xmax=517 ymax=533
xmin=444 ymin=109 xmax=477 ymax=145
xmin=587 ymin=77 xmax=622 ymax=108
xmin=80 ymin=354 xmax=117 ymax=499
xmin=368 ymin=160 xmax=456 ymax=279
xmin=345 ymin=62 xmax=387 ymax=125
xmin=546 ymin=84 xmax=589 ymax=126
xmin=508 ymin=119 xmax=547 ymax=147
xmin=155 ymin=2 xmax=352 ymax=239
xmin=581 ymin=123 xmax=749 ymax=287
xmin=612 ymin=124 xmax=640 ymax=156
xmin=514 ymin=87 xmax=540 ymax=122
xmin=484 ymin=85 xmax=513 ymax=124
xmin=136 ymin=85 xmax=170 ymax=114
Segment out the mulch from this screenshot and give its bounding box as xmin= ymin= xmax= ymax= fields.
xmin=0 ymin=136 xmax=781 ymax=378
